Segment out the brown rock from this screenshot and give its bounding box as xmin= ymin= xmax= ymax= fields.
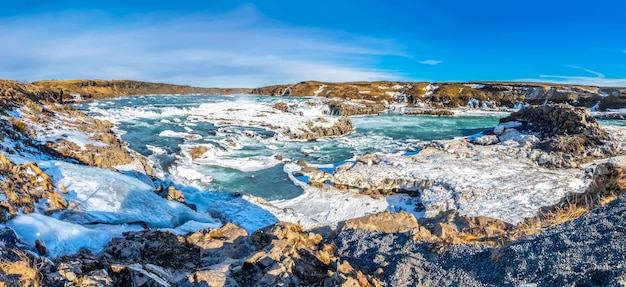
xmin=78 ymin=269 xmax=114 ymax=287
xmin=339 ymin=211 xmax=419 ymax=233
xmin=35 ymin=239 xmax=47 ymax=255
xmin=188 ymin=146 xmax=208 ymax=160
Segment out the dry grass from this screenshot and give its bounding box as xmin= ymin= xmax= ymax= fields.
xmin=540 ymin=204 xmax=589 ymax=228
xmin=0 ymin=250 xmax=44 ymax=287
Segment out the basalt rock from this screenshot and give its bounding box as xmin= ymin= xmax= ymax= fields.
xmin=499 ymin=104 xmax=615 ymax=166
xmin=500 ymin=104 xmax=607 ymax=140
xmin=237 ymin=222 xmax=382 ymax=287
xmin=0 ymin=153 xmax=66 ymax=222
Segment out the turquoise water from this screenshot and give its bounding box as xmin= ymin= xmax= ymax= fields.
xmin=600 ymin=119 xmax=626 ymax=127
xmin=77 ymin=95 xmax=503 ymax=200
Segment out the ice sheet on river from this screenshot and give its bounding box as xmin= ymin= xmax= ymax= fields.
xmin=37 ymin=160 xmax=220 ymax=228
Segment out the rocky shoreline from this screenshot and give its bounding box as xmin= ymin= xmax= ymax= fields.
xmin=1 ymin=79 xmax=626 ymax=286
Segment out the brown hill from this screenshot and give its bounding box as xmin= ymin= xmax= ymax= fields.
xmin=29 ymin=79 xmax=250 ymax=101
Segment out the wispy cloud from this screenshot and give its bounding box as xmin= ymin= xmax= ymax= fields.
xmin=418 ymin=59 xmax=442 ymax=65
xmin=566 ymin=65 xmax=605 ymax=78
xmin=526 ymin=75 xmax=626 ymax=87
xmin=518 ymin=65 xmax=626 ymax=87
xmin=0 ymin=5 xmax=405 ymax=87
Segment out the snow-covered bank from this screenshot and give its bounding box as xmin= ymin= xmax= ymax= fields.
xmin=238 ymin=163 xmax=423 ymax=230
xmin=38 ymin=160 xmax=219 ymax=228
xmin=7 ymin=214 xmax=143 ymax=257
xmin=330 ymin=140 xmax=589 ymax=224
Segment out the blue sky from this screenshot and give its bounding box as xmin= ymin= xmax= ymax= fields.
xmin=1 ymin=1 xmax=625 ymax=87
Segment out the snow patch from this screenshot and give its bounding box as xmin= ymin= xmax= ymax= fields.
xmin=8 ymin=213 xmax=142 ymax=258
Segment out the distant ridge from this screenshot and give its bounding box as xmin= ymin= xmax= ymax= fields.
xmin=2 ymin=79 xmax=626 ymax=110
xmin=29 ymin=79 xmax=251 ymax=101
xmin=251 ymin=81 xmax=626 ymax=110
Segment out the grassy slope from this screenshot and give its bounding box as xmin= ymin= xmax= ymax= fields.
xmin=29 ymin=79 xmax=251 ymax=101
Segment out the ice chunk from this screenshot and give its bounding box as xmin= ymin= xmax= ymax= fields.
xmin=8 ymin=213 xmax=142 ymax=257
xmin=39 ymin=161 xmax=220 ymax=228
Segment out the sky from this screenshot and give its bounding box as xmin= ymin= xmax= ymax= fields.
xmin=1 ymin=0 xmax=626 ymax=87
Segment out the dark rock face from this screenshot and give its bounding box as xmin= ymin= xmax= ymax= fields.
xmin=500 ymin=104 xmax=606 ymax=139
xmin=500 ymin=104 xmax=610 ymax=159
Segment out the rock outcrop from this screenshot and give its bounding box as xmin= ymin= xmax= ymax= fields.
xmin=405 ymin=108 xmax=455 ymax=116
xmin=326 ymin=99 xmax=386 ymax=116
xmin=498 ymin=104 xmax=618 ymax=166
xmin=252 ymin=80 xmax=626 ymax=110
xmin=0 ymin=153 xmax=66 ymax=222
xmin=286 ymin=117 xmax=353 ymax=140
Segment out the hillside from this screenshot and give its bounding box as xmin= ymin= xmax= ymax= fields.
xmin=29 ymin=79 xmax=251 ymax=101
xmin=251 ymin=81 xmax=626 ymax=111
xmin=8 ymin=79 xmax=626 ymax=112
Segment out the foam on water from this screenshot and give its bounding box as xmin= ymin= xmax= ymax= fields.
xmin=74 ymin=94 xmax=504 ymax=231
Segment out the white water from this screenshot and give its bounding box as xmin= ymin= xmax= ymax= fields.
xmin=3 ymin=94 xmax=521 ymax=257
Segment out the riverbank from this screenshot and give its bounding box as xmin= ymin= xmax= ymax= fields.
xmin=1 ymin=79 xmax=626 ymax=286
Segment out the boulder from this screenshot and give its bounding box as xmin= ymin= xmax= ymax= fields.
xmin=110 ymin=264 xmax=171 ymax=287
xmin=79 ymin=269 xmax=114 ymax=287
xmin=499 ymin=104 xmax=612 ymax=165
xmin=338 ymin=211 xmax=419 ymax=233
xmin=470 ymin=134 xmax=500 ymax=145
xmin=500 ymin=104 xmax=608 ymax=146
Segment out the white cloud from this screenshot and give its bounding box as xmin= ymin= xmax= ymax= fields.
xmin=0 ymin=5 xmax=405 ymax=87
xmin=418 ymin=59 xmax=442 ymax=65
xmin=531 ymin=75 xmax=626 ymax=87
xmin=518 ymin=65 xmax=626 ymax=87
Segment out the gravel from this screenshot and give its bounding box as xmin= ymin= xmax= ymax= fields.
xmin=335 ymin=194 xmax=626 ymax=286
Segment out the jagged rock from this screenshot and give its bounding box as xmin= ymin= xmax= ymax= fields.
xmin=417 ymin=210 xmax=512 ymax=244
xmin=339 ymin=211 xmax=419 ymax=233
xmin=499 ymin=104 xmax=618 ymax=166
xmin=0 ymin=153 xmax=67 ymax=221
xmin=500 ymin=104 xmax=608 ymax=147
xmin=272 ymin=102 xmax=288 ymax=112
xmin=180 ymin=262 xmax=238 ymax=287
xmin=110 ymin=264 xmax=171 ymax=287
xmin=185 ymin=223 xmax=254 ymax=260
xmin=0 ymin=227 xmax=19 ymax=249
xmin=188 ymin=146 xmax=208 ymax=160
xmin=287 ymin=117 xmax=353 ymax=140
xmin=102 ymin=230 xmax=203 ymax=269
xmin=35 ymin=239 xmax=47 ymax=255
xmin=78 ymin=269 xmax=114 ymax=287
xmin=238 ymin=222 xmax=330 ymax=286
xmin=155 ymin=186 xmax=185 ymax=203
